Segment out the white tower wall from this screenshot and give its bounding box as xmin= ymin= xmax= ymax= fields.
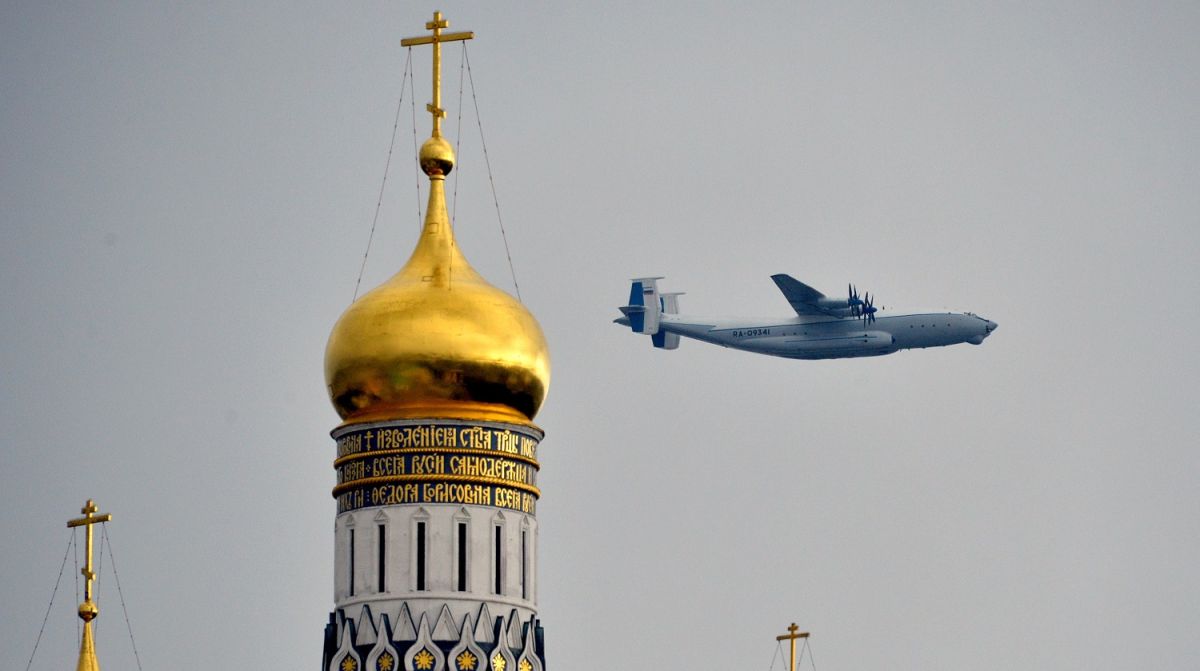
xmin=333 ymin=505 xmax=538 ymax=622
xmin=323 ymin=418 xmax=547 ymax=671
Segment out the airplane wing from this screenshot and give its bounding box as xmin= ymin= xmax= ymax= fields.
xmin=771 ymin=274 xmax=842 ymax=317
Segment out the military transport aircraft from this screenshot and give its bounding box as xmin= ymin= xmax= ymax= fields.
xmin=614 ymin=274 xmax=997 ymax=359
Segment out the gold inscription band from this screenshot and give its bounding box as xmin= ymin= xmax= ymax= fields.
xmin=336 ymin=481 xmax=537 ymax=515
xmin=332 ymin=446 xmax=540 ymax=469
xmin=335 ymin=424 xmax=540 ymax=459
xmin=331 ymin=473 xmax=541 ymax=499
xmin=337 ymin=454 xmax=537 ymax=488
xmin=336 ymin=452 xmax=538 ymax=488
xmin=331 ymin=420 xmax=543 ymax=514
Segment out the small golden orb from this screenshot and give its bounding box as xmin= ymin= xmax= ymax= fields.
xmin=78 ymin=600 xmax=98 ymax=622
xmin=419 ymin=136 xmax=455 ymax=176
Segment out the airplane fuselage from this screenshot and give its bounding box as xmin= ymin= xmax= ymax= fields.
xmin=658 ymin=311 xmax=995 ymax=359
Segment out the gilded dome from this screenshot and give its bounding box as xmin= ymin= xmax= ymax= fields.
xmin=325 ymin=148 xmax=549 ymax=425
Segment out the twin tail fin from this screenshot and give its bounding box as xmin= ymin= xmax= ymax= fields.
xmin=616 ymin=277 xmax=682 ymax=350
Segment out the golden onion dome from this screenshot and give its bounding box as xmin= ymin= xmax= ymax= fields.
xmin=325 ymin=138 xmax=549 ymax=426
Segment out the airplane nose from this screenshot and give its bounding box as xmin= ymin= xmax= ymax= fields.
xmin=986 ymin=320 xmax=998 ymax=333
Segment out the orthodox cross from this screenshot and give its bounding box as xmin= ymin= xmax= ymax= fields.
xmin=401 ymin=11 xmax=474 ymax=138
xmin=67 ymin=499 xmax=112 ymax=616
xmin=775 ymin=622 xmax=810 ymax=671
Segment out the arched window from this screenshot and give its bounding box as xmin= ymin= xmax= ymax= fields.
xmin=413 ymin=508 xmax=430 ymax=592
xmin=348 ymin=527 xmax=356 ymax=597
xmin=377 ymin=523 xmax=386 ymax=593
xmin=493 ymin=524 xmax=503 ymax=594
xmin=520 ymin=527 xmax=528 ymax=600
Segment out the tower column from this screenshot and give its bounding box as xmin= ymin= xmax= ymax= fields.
xmin=326 ymin=419 xmax=545 ymax=671
xmin=322 ymin=13 xmax=551 ymax=671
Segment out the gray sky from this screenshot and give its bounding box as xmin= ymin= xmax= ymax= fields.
xmin=3 ymin=2 xmax=1198 ymax=669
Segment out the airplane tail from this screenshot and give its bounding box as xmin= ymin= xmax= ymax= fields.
xmin=653 ymin=292 xmax=683 ymax=350
xmin=619 ymin=277 xmax=663 ymax=334
xmin=616 ymin=278 xmax=682 ymax=350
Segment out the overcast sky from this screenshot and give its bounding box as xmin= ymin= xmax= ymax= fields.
xmin=3 ymin=2 xmax=1198 ymax=670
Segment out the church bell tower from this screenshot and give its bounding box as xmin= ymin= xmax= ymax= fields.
xmin=322 ymin=12 xmax=551 ymax=671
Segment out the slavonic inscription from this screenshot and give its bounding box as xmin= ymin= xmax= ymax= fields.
xmin=336 ymin=424 xmax=538 ymax=459
xmin=331 ymin=421 xmax=543 ymax=514
xmin=335 ymin=483 xmax=537 ymax=514
xmin=335 ymin=453 xmax=535 ymax=486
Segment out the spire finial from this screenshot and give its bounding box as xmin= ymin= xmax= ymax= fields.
xmin=401 ymin=11 xmax=474 ymax=139
xmin=67 ymin=499 xmax=112 ymax=671
xmin=775 ymin=622 xmax=810 ymax=671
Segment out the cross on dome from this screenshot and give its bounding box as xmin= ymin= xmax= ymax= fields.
xmin=401 ymin=11 xmax=474 ymax=138
xmin=775 ymin=622 xmax=811 ymax=671
xmin=66 ymin=499 xmax=112 ymax=671
xmin=67 ymin=498 xmax=112 ymax=614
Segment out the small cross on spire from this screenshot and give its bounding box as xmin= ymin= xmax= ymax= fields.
xmin=67 ymin=499 xmax=112 ymax=671
xmin=401 ymin=11 xmax=474 ymax=138
xmin=775 ymin=622 xmax=810 ymax=671
xmin=67 ymin=498 xmax=112 ymax=614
